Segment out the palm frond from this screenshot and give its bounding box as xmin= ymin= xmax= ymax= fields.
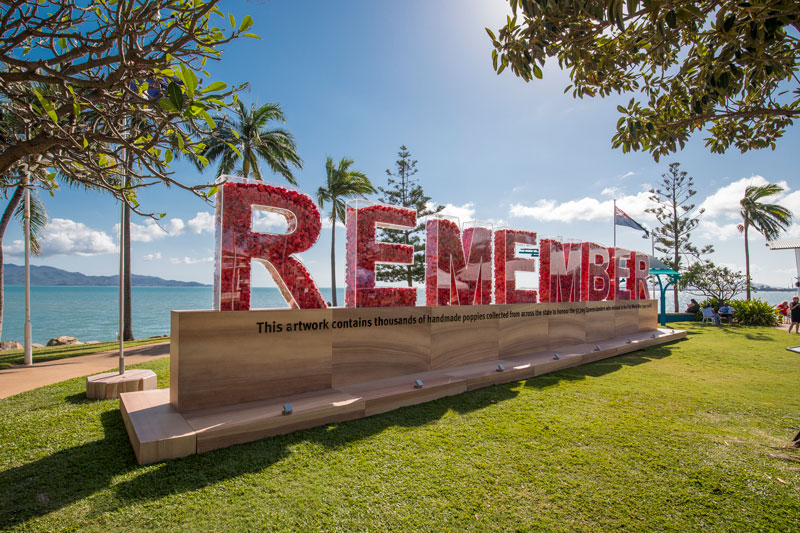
xmin=13 ymin=187 xmax=47 ymax=255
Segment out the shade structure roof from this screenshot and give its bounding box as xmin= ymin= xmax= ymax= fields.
xmin=766 ymin=239 xmax=800 ymax=250
xmin=649 ymin=268 xmax=680 ymax=276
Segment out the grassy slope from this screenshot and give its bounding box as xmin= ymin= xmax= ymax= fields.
xmin=0 ymin=338 xmax=169 ymax=369
xmin=1 ymin=323 xmax=799 ymax=531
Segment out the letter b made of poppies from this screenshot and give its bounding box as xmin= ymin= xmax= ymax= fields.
xmin=213 ymin=179 xmax=326 ymax=311
xmin=345 ymin=200 xmax=417 ymax=307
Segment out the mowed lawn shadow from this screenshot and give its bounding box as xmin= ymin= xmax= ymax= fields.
xmin=524 ymin=343 xmax=679 ymax=390
xmin=1 ymin=380 xmax=520 ymax=526
xmin=113 ymin=380 xmax=520 ymax=503
xmin=0 ymin=410 xmax=137 ymax=528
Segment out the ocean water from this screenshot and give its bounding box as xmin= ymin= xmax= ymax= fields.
xmin=1 ymin=286 xmax=346 ymax=345
xmin=1 ymin=285 xmax=797 ymax=345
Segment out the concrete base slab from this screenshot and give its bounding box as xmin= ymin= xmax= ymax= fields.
xmin=86 ymin=369 xmax=156 ymax=400
xmin=120 ymin=328 xmax=685 ymax=464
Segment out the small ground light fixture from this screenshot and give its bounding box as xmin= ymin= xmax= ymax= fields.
xmin=282 ymin=403 xmax=293 ymax=416
xmin=626 ymin=339 xmax=632 ymax=344
xmin=594 ymin=345 xmax=601 ymax=351
xmin=414 ymin=379 xmax=424 ymax=389
xmin=651 ymin=333 xmax=656 ymax=338
xmin=496 ymin=364 xmax=505 ymax=372
xmin=553 ymin=353 xmax=560 ymax=360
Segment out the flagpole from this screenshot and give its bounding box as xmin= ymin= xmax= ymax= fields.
xmin=613 ymin=199 xmax=616 ymax=248
xmin=651 ymin=233 xmax=656 ymax=300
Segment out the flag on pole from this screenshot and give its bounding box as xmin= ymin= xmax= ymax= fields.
xmin=614 ymin=206 xmax=649 ymax=237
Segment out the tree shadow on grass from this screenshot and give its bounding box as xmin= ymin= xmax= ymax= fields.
xmin=0 ymin=410 xmax=137 ymax=529
xmin=0 ymin=381 xmax=520 ymax=526
xmin=523 ymin=344 xmax=678 ymax=391
xmin=112 ymin=381 xmax=520 ymax=503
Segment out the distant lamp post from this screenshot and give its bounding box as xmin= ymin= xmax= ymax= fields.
xmin=23 ymin=168 xmax=32 ymax=366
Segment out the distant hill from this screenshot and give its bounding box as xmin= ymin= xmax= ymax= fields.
xmin=4 ymin=264 xmax=208 ymax=287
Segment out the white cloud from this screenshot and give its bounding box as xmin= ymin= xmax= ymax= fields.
xmin=115 ymin=218 xmax=186 ymax=242
xmin=619 ymin=171 xmax=635 ymax=179
xmin=510 ymin=190 xmax=655 ymax=224
xmin=143 ymin=252 xmax=162 ymax=261
xmin=253 ymin=208 xmax=290 ymax=232
xmin=601 ymin=187 xmax=621 ymax=197
xmin=170 ymin=256 xmax=214 ymax=265
xmin=697 ymin=175 xmax=789 ymax=220
xmin=697 ymin=219 xmax=741 ymax=242
xmin=187 ymin=211 xmax=215 ymax=234
xmin=4 ymin=218 xmax=117 ymax=256
xmin=779 ymin=190 xmax=800 ymax=217
xmin=425 ymin=202 xmax=477 ymax=224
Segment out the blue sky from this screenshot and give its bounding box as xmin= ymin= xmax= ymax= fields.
xmin=5 ymin=0 xmax=800 ymax=288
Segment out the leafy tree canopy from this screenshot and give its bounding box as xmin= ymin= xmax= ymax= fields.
xmin=0 ymin=0 xmax=258 ymax=212
xmin=680 ymin=261 xmax=747 ymax=303
xmin=377 ymin=146 xmax=443 ymax=286
xmin=488 ymin=0 xmax=800 ymax=159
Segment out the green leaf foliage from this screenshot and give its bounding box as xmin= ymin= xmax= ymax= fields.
xmin=490 ymin=0 xmax=800 ymax=158
xmin=728 ymin=299 xmax=780 ymax=327
xmin=376 ymin=146 xmax=444 ymax=286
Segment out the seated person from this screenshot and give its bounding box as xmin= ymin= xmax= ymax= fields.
xmin=685 ymin=299 xmax=700 ymax=314
xmin=718 ymin=302 xmax=735 ymax=324
xmin=702 ymin=303 xmax=720 ymax=325
xmin=777 ymin=301 xmax=789 ymax=321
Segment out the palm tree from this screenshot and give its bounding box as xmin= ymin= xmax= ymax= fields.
xmin=738 ymin=184 xmax=794 ymax=300
xmin=0 ymin=170 xmax=47 ymax=341
xmin=316 ymin=157 xmax=375 ymax=306
xmin=199 ymin=101 xmax=302 ymax=182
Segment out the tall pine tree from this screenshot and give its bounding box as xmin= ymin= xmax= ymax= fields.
xmin=377 ymin=145 xmax=444 ymax=286
xmin=645 ymin=162 xmax=713 ymax=312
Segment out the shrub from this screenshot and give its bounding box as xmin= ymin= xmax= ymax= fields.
xmin=728 ymin=299 xmax=779 ymax=327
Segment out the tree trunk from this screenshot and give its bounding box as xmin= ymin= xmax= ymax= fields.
xmin=744 ymin=220 xmax=751 ymax=300
xmin=330 ymin=214 xmax=337 ymax=307
xmin=123 ymin=203 xmax=134 ymax=340
xmin=0 ymin=186 xmax=25 ymax=341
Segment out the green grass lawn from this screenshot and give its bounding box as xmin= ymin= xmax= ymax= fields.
xmin=0 ymin=337 xmax=169 ymax=369
xmin=1 ymin=323 xmax=799 ymax=531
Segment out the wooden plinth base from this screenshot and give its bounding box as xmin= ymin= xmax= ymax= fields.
xmin=120 ymin=328 xmax=685 ymax=464
xmin=87 ymin=369 xmax=157 ymax=400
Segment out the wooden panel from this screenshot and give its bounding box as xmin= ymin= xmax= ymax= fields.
xmin=120 ymin=388 xmax=196 ymax=465
xmin=336 ymin=372 xmax=467 ymax=417
xmin=172 ymin=308 xmax=333 ymax=411
xmin=503 ymin=349 xmax=583 ymax=377
xmin=123 ymin=327 xmax=686 ymax=463
xmin=638 ymin=300 xmax=658 ymax=331
xmin=547 ymin=302 xmax=587 ymax=347
xmin=331 ymin=307 xmax=430 ymax=387
xmin=170 ymin=300 xmax=661 ymax=413
xmin=585 ymin=301 xmax=617 ymax=343
xmin=185 ymin=389 xmax=365 ymax=453
xmin=614 ymin=306 xmax=639 ymax=336
xmin=87 ymin=369 xmax=156 ymax=400
xmin=430 ymin=304 xmax=499 ymax=369
xmin=497 ymin=304 xmax=550 ymax=358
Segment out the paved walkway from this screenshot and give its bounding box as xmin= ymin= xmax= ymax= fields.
xmin=0 ymin=342 xmax=169 ymax=399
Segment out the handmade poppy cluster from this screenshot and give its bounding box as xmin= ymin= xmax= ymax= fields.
xmin=580 ymin=243 xmax=612 ymax=302
xmin=212 ymin=181 xmax=651 ymax=310
xmin=494 ymin=229 xmax=538 ymax=304
xmin=613 ymin=249 xmax=635 ymax=301
xmin=424 ymin=218 xmax=492 ymax=305
xmin=538 ymin=239 xmax=583 ymax=303
xmin=214 ymin=180 xmax=326 ymax=311
xmin=344 ymin=201 xmax=417 ymax=308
